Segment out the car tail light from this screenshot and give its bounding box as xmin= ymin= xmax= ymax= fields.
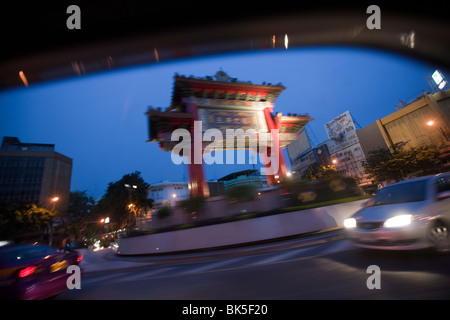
xmin=19 ymin=266 xmax=36 ymax=278
xmin=76 ymin=255 xmax=83 ymax=263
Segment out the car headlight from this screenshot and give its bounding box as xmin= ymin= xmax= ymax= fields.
xmin=384 ymin=214 xmax=412 ymax=228
xmin=344 ymin=218 xmax=357 ymax=229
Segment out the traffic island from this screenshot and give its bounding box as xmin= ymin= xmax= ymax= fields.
xmin=116 ymin=199 xmax=366 ymax=255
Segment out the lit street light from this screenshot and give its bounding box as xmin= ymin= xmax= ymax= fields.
xmin=426 ymin=119 xmax=450 ymax=142
xmin=100 ymin=217 xmax=110 ymax=224
xmin=48 ymin=196 xmax=60 ymax=246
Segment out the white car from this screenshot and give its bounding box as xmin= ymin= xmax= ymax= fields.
xmin=344 ymin=174 xmax=450 ymax=253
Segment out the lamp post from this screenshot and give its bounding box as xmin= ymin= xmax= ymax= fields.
xmin=48 ymin=196 xmax=59 ymax=246
xmin=124 ymin=184 xmax=139 ymax=227
xmin=100 ymin=216 xmax=110 ymax=234
xmin=332 ymin=158 xmax=350 ymax=176
xmin=172 ymin=193 xmax=177 ymax=207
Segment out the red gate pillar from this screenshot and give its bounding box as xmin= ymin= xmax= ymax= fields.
xmin=187 ymin=159 xmax=209 ymax=198
xmin=263 ymin=107 xmax=289 ymax=186
xmin=185 ymin=99 xmax=210 ymax=198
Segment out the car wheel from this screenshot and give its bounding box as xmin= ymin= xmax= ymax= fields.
xmin=428 ymin=221 xmax=450 ymax=254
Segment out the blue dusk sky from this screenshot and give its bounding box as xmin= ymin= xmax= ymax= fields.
xmin=0 ymin=46 xmax=445 ymax=199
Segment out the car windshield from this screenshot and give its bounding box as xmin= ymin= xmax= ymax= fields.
xmin=372 ymin=180 xmax=427 ymax=206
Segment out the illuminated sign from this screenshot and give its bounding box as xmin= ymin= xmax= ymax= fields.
xmin=432 ymin=70 xmax=447 ymax=90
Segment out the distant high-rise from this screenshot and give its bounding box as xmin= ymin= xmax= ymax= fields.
xmin=0 ymin=137 xmax=72 ymax=211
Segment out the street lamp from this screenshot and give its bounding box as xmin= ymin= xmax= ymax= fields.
xmin=100 ymin=217 xmax=110 ymax=224
xmin=171 ymin=193 xmax=177 ymax=207
xmin=47 ymin=196 xmax=60 ymax=246
xmin=332 ymin=157 xmax=352 ymax=176
xmin=426 ymin=119 xmax=450 ymax=142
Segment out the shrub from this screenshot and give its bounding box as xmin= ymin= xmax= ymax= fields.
xmin=156 ymin=206 xmax=171 ymax=219
xmin=225 ymin=184 xmax=257 ymax=203
xmin=288 ymin=177 xmax=361 ymax=206
xmin=178 ymin=196 xmax=205 ymax=214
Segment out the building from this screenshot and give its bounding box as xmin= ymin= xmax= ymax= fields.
xmin=286 ymin=127 xmax=332 ymax=179
xmin=287 ymin=89 xmax=450 ymax=186
xmin=355 ymin=122 xmax=389 ymax=159
xmin=290 ymin=145 xmax=332 ymax=178
xmin=289 ymin=112 xmax=371 ymax=183
xmin=371 ymin=89 xmax=450 ymax=170
xmin=374 ymin=89 xmax=450 ymax=151
xmin=322 ymin=111 xmax=371 ymax=185
xmin=0 ymin=137 xmax=72 ymax=211
xmin=149 ymin=181 xmax=190 ymax=209
xmin=218 ymin=169 xmax=268 ymax=190
xmin=149 ymin=180 xmax=226 ymax=210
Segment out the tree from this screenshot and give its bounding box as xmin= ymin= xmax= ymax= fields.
xmin=301 ymin=163 xmax=341 ymax=181
xmin=362 ymin=147 xmax=398 ymax=182
xmin=0 ymin=201 xmax=56 ymax=243
xmin=363 ymin=143 xmax=442 ymax=182
xmin=96 ymin=171 xmax=151 ymax=230
xmin=65 ymin=191 xmax=97 ymax=240
xmin=408 ymin=145 xmax=441 ymax=175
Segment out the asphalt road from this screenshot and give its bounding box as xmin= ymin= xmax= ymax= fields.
xmin=58 ymin=232 xmax=450 ymax=300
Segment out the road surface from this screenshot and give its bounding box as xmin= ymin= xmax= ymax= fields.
xmin=58 ymin=232 xmax=450 ymax=300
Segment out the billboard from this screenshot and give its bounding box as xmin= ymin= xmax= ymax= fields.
xmin=325 ymin=111 xmax=359 ymax=154
xmin=431 ymin=70 xmax=447 ymax=90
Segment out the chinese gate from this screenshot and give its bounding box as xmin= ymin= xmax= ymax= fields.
xmin=146 ymin=71 xmax=312 ymax=197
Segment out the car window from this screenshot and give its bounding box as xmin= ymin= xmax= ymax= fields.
xmin=372 ymin=180 xmax=427 ymax=205
xmin=435 ymin=176 xmax=450 ymax=194
xmin=0 ymin=245 xmax=58 ymax=267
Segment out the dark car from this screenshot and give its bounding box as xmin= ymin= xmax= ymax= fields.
xmin=0 ymin=243 xmax=83 ymax=299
